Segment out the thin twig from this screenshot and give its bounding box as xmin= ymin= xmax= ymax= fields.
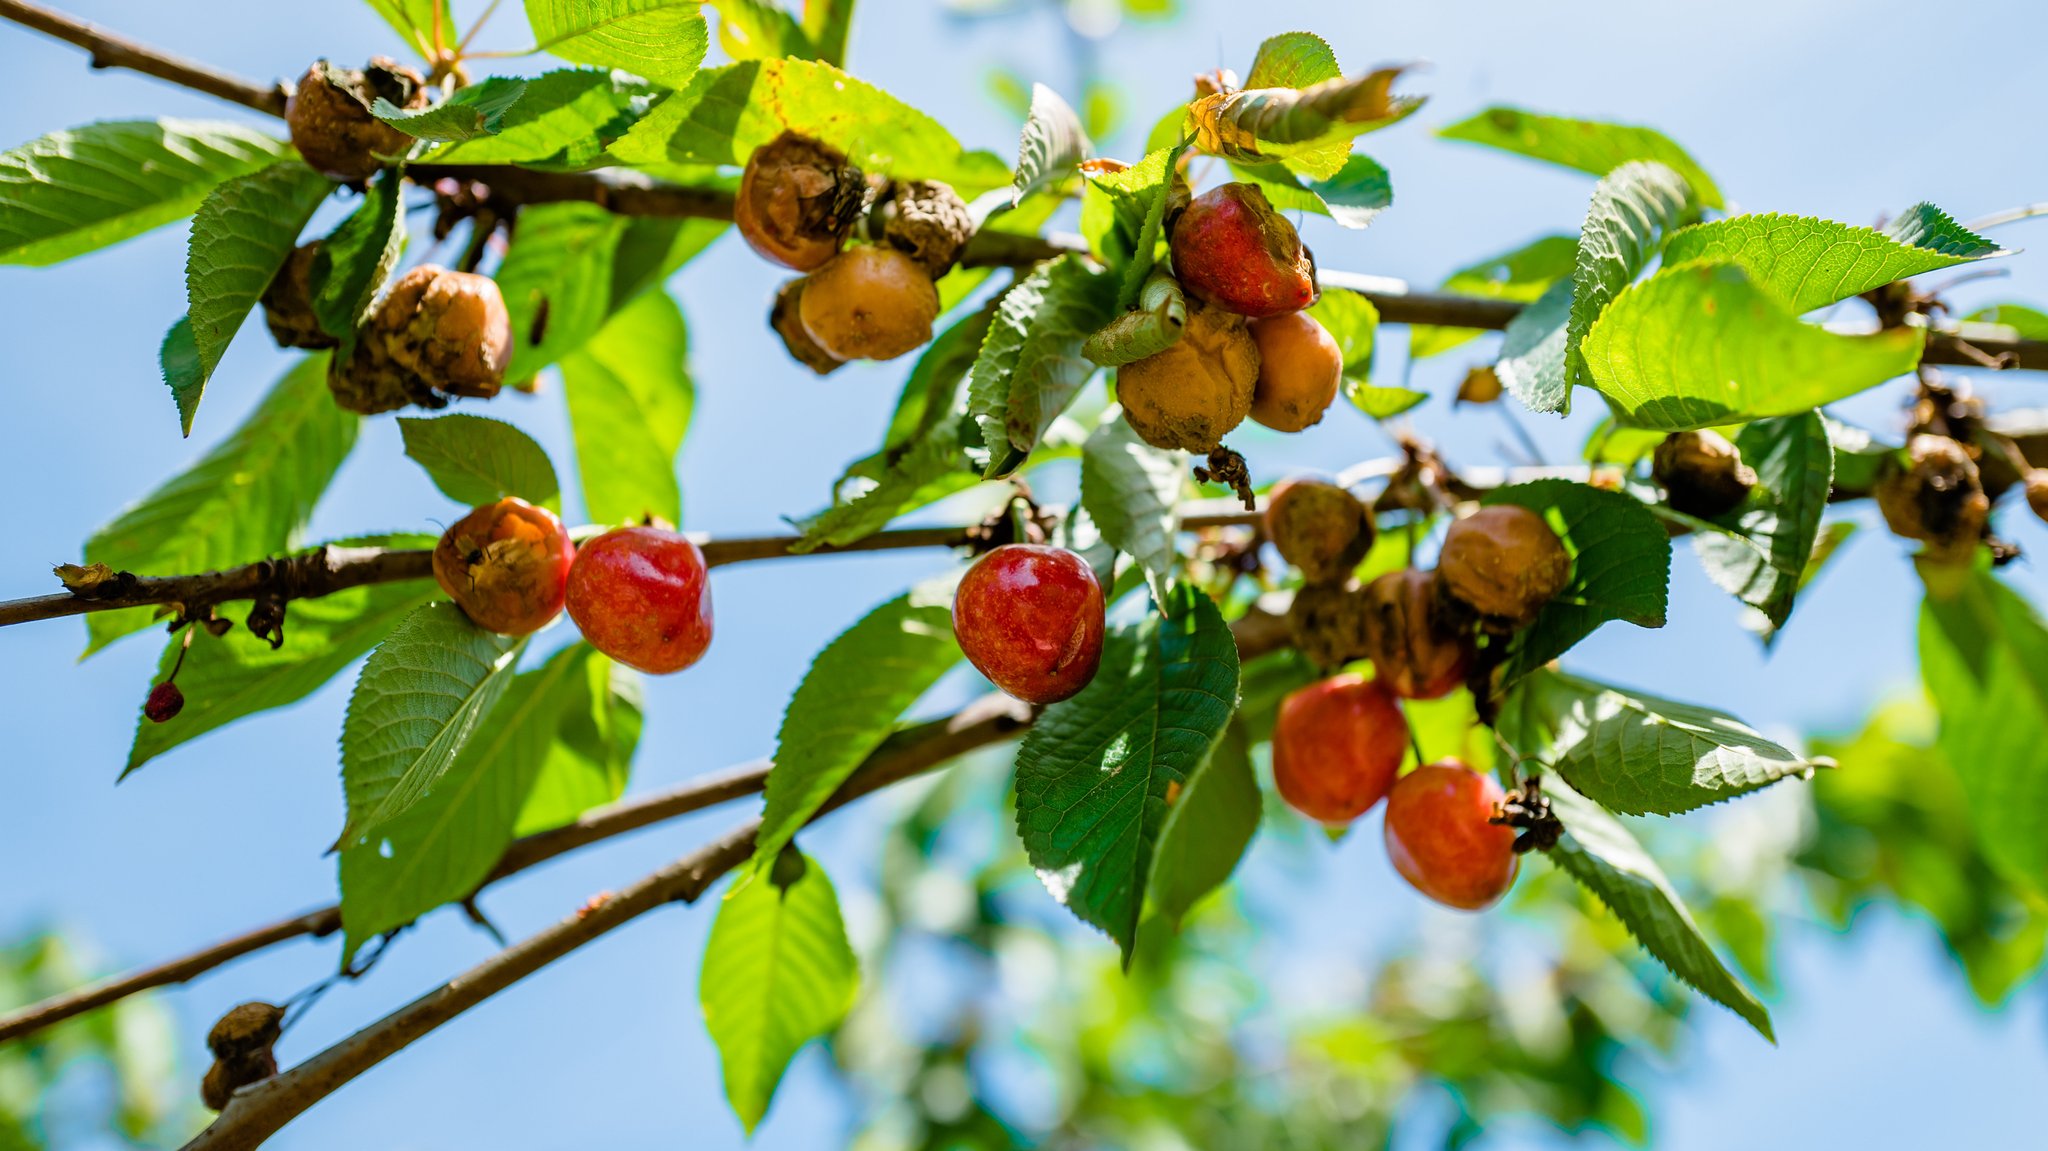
xmin=0 ymin=0 xmax=288 ymax=115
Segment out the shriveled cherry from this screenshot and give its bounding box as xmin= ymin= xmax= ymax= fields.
xmin=1383 ymin=759 xmax=1518 ymax=911
xmin=1265 ymin=477 xmax=1373 ymax=583
xmin=1437 ymin=504 xmax=1571 ymax=629
xmin=1271 ymin=673 xmax=1408 ymax=824
xmin=1169 ymin=183 xmax=1317 ymax=319
xmin=285 ymin=58 xmax=427 ymax=182
xmin=734 ymin=132 xmax=864 ymax=271
xmin=1248 ymin=311 xmax=1342 ymax=432
xmin=143 ymin=681 xmax=185 ymax=724
xmin=433 ymin=497 xmax=575 ymax=636
xmin=952 ymin=544 xmax=1105 ymax=705
xmin=1116 ymin=297 xmax=1259 ymax=452
xmin=798 ymin=246 xmax=939 ymax=362
xmin=1359 ymin=569 xmax=1474 ymax=700
xmin=564 ymin=526 xmax=714 ymax=674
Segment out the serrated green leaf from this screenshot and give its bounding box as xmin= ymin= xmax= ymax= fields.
xmin=373 ymin=77 xmax=528 ymax=142
xmin=1410 ymin=233 xmax=1576 ymax=359
xmin=83 ymin=354 xmax=358 ymax=655
xmin=1505 ymin=668 xmax=1826 ymax=816
xmin=1438 ymin=106 xmax=1723 ymax=209
xmin=791 ymin=420 xmax=978 ymax=552
xmin=124 ymin=535 xmax=439 ymax=775
xmin=1496 ymin=276 xmax=1572 ymax=414
xmin=1081 ymin=414 xmax=1183 ymax=604
xmin=608 ymin=58 xmax=1009 ymax=196
xmin=1243 ymin=31 xmax=1341 ymax=90
xmin=966 ymin=256 xmax=1116 ymax=472
xmin=0 ymin=119 xmax=291 ymax=267
xmin=1544 ymin=782 xmax=1771 ymax=1039
xmin=1119 ymin=141 xmax=1190 ymax=306
xmin=1082 ymin=270 xmax=1185 ymax=368
xmin=159 ymin=318 xmax=202 ymax=423
xmin=1233 ymin=153 xmax=1392 ymax=230
xmin=524 ymin=0 xmax=709 ymax=88
xmin=397 ymin=413 xmax=561 ymax=511
xmin=339 ymin=642 xmax=595 ymax=961
xmin=1347 ymin=383 xmax=1427 ymax=419
xmin=1186 ymin=67 xmax=1422 ymax=181
xmin=707 ymin=0 xmax=815 ymax=59
xmin=1013 ymin=83 xmax=1090 ymax=205
xmin=1482 ymin=480 xmax=1670 ymax=685
xmin=561 ymin=288 xmax=692 ymax=526
xmin=872 ymin=307 xmax=997 ymax=459
xmin=424 ymin=70 xmax=656 ymax=168
xmin=1564 ymin=161 xmax=1699 ymax=401
xmin=1662 ymin=208 xmax=2005 ymax=316
xmin=179 ymin=162 xmax=335 ymax=433
xmin=702 ymin=851 xmax=859 ymax=1133
xmin=514 ymin=654 xmax=642 ymax=834
xmin=753 ymin=577 xmax=961 ymax=872
xmin=337 ymin=602 xmax=524 ymax=847
xmin=362 ymin=0 xmax=457 ymax=57
xmin=497 ymin=202 xmax=627 ymax=381
xmin=1583 ymin=261 xmax=1924 ymax=430
xmin=1146 ymin=721 xmax=1258 ymax=929
xmin=311 ymin=170 xmax=406 ymax=346
xmin=1690 ymin=413 xmax=1833 ymax=630
xmin=1014 ymin=584 xmax=1240 ymax=960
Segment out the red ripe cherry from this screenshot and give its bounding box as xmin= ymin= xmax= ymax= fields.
xmin=433 ymin=498 xmax=575 ymax=636
xmin=1169 ymin=183 xmax=1318 ymax=319
xmin=1270 ymin=673 xmax=1408 ymax=824
xmin=952 ymin=544 xmax=1105 ymax=705
xmin=564 ymin=526 xmax=714 ymax=675
xmin=143 ymin=681 xmax=185 ymax=724
xmin=1383 ymin=759 xmax=1518 ymax=910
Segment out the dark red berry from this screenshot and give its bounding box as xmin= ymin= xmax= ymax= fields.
xmin=144 ymin=681 xmax=185 ymax=723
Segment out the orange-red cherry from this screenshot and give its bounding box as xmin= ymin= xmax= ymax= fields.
xmin=564 ymin=526 xmax=713 ymax=674
xmin=952 ymin=544 xmax=1105 ymax=705
xmin=1270 ymin=673 xmax=1409 ymax=823
xmin=1383 ymin=759 xmax=1518 ymax=910
xmin=432 ymin=498 xmax=575 ymax=636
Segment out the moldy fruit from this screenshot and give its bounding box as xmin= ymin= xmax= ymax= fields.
xmin=1437 ymin=505 xmax=1571 ymax=630
xmin=1286 ymin=579 xmax=1371 ymax=670
xmin=1875 ymin=434 xmax=1990 ymax=557
xmin=565 ymin=526 xmax=714 ymax=675
xmin=1360 ymin=569 xmax=1474 ymax=700
xmin=952 ymin=544 xmax=1106 ymax=705
xmin=1270 ymin=673 xmax=1409 ymax=824
xmin=734 ymin=132 xmax=866 ymax=271
xmin=432 ymin=498 xmax=575 ymax=636
xmin=1264 ymin=478 xmax=1373 ymax=583
xmin=798 ymin=246 xmax=939 ymax=362
xmin=262 ymin=242 xmax=338 ymax=350
xmin=1247 ymin=312 xmax=1342 ymax=431
xmin=329 ymin=264 xmax=512 ymax=413
xmin=1653 ymin=430 xmax=1756 ymax=518
xmin=1169 ymin=183 xmax=1317 ymax=319
xmin=1384 ymin=760 xmax=1519 ymax=910
xmin=879 ymin=179 xmax=975 ymax=277
xmin=770 ymin=278 xmax=845 ymax=375
xmin=285 ymin=58 xmax=428 ymax=182
xmin=1116 ymin=298 xmax=1260 ymax=452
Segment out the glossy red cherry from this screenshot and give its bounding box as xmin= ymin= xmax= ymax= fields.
xmin=1383 ymin=759 xmax=1518 ymax=910
xmin=1270 ymin=673 xmax=1408 ymax=823
xmin=952 ymin=544 xmax=1105 ymax=705
xmin=1169 ymin=183 xmax=1318 ymax=319
xmin=564 ymin=526 xmax=713 ymax=675
xmin=433 ymin=497 xmax=575 ymax=636
xmin=143 ymin=681 xmax=185 ymax=724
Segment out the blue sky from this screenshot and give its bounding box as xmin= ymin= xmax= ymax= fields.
xmin=4 ymin=0 xmax=2048 ymax=1147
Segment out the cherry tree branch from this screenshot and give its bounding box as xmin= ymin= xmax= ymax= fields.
xmin=0 ymin=0 xmax=289 ymax=115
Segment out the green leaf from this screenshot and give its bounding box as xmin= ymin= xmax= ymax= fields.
xmin=702 ymin=850 xmax=859 ymax=1134
xmin=1690 ymin=413 xmax=1834 ymax=630
xmin=1662 ymin=207 xmax=2006 ymax=315
xmin=1014 ymin=583 xmax=1241 ymax=959
xmin=1438 ymin=106 xmax=1724 ymax=209
xmin=1582 ymin=261 xmax=1925 ymax=430
xmin=362 ymin=0 xmax=457 ymax=57
xmin=1080 ymin=414 xmax=1184 ymax=604
xmin=1496 ymin=277 xmax=1572 ymax=414
xmin=496 ymin=202 xmax=627 ymax=381
xmin=178 ymin=162 xmax=335 ymax=433
xmin=1079 ymin=145 xmax=1171 ymax=267
xmin=1316 ymin=286 xmax=1409 ymax=421
xmin=1146 ymin=721 xmax=1258 ymax=929
xmin=1564 ymin=161 xmax=1699 ymax=401
xmin=339 ymin=642 xmax=596 ymax=961
xmin=800 ymin=0 xmax=853 ymax=65
xmin=1920 ymin=571 xmax=2048 ymax=895
xmin=523 ymin=0 xmax=709 ymax=88
xmin=1482 ymin=480 xmax=1671 ymax=685
xmin=0 ymin=119 xmax=291 ymax=267
xmin=1544 ymin=782 xmax=1772 ymax=1039
xmin=124 ymin=535 xmax=439 ymax=775
xmin=515 ymin=655 xmax=643 ymax=834
xmin=873 ymin=307 xmax=996 ymax=458
xmin=1409 ymin=233 xmax=1576 ymax=359
xmin=424 ymin=70 xmax=656 ymax=168
xmin=1186 ymin=66 xmax=1422 ymax=181
xmin=707 ymin=0 xmax=815 ymax=60
xmin=1505 ymin=668 xmax=1827 ymax=816
xmin=966 ymin=255 xmax=1116 ymax=473
xmin=160 ymin=318 xmax=203 ymax=424
xmin=1348 ymin=383 xmax=1426 ymax=419
xmin=609 ymin=59 xmax=1010 ymax=196
xmin=1232 ymin=153 xmax=1391 ymax=230
xmin=561 ymin=288 xmax=692 ymax=526
xmin=752 ymin=577 xmax=962 ymax=872
xmin=397 ymin=414 xmax=562 ymax=511
xmin=373 ymin=77 xmax=528 ymax=142
xmin=311 ymin=170 xmax=407 ymax=346
xmin=1013 ymin=83 xmax=1090 ymax=205
xmin=1243 ymin=31 xmax=1342 ymax=89
xmin=337 ymin=602 xmax=524 ymax=847
xmin=1967 ymin=302 xmax=2048 ymax=341
xmin=790 ymin=420 xmax=978 ymax=552
xmin=1081 ymin=270 xmax=1186 ymax=368
xmin=83 ymin=354 xmax=358 ymax=654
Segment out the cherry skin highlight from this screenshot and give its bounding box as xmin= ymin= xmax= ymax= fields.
xmin=1383 ymin=759 xmax=1519 ymax=910
xmin=433 ymin=498 xmax=575 ymax=636
xmin=1270 ymin=673 xmax=1408 ymax=824
xmin=564 ymin=526 xmax=714 ymax=675
xmin=1169 ymin=183 xmax=1318 ymax=319
xmin=952 ymin=544 xmax=1106 ymax=705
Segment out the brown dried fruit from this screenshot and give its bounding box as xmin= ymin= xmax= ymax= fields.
xmin=208 ymin=1002 xmax=285 ymax=1063
xmin=285 ymin=58 xmax=427 ymax=182
xmin=1437 ymin=505 xmax=1572 ymax=629
xmin=1653 ymin=430 xmax=1757 ymax=518
xmin=880 ymin=179 xmax=975 ymax=277
xmin=1287 ymin=580 xmax=1371 ymax=670
xmin=1456 ymin=365 xmax=1502 ymax=406
xmin=734 ymin=132 xmax=865 ymax=271
xmin=1264 ymin=478 xmax=1373 ymax=583
xmin=329 ymin=264 xmax=512 ymax=413
xmin=798 ymin=246 xmax=938 ymax=361
xmin=1876 ymin=434 xmax=1989 ymax=557
xmin=770 ymin=278 xmax=845 ymax=375
xmin=262 ymin=242 xmax=338 ymax=350
xmin=1360 ymin=568 xmax=1475 ymax=700
xmin=2027 ymin=470 xmax=2048 ymax=525
xmin=1117 ymin=298 xmax=1260 ymax=452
